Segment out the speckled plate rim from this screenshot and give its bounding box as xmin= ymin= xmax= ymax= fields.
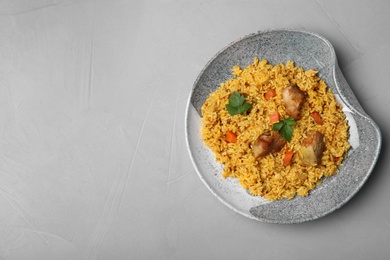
xmin=185 ymin=28 xmax=382 ymax=224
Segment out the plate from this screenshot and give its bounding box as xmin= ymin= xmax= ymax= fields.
xmin=185 ymin=29 xmax=382 ymax=224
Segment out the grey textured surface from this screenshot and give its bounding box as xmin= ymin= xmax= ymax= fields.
xmin=187 ymin=29 xmax=381 ymax=223
xmin=1 ymin=1 xmax=390 ymax=259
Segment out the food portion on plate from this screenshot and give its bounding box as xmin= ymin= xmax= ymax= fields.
xmin=201 ymin=57 xmax=350 ymax=201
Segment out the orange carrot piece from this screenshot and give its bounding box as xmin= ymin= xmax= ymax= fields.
xmin=283 ymin=150 xmax=294 ymax=166
xmin=225 ymin=130 xmax=237 ymax=143
xmin=269 ymin=112 xmax=280 ymax=123
xmin=311 ymin=112 xmax=323 ymax=125
xmin=265 ymin=89 xmax=276 ymax=100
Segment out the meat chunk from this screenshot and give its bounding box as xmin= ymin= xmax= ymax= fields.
xmin=282 ymin=84 xmax=305 ymax=120
xmin=270 ymin=131 xmax=286 ymax=153
xmin=253 ymin=133 xmax=273 ymax=159
xmin=253 ymin=131 xmax=287 ymax=159
xmin=300 ymin=131 xmax=325 ymax=166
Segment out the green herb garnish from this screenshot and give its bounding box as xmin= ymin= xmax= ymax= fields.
xmin=225 ymin=91 xmax=252 ymax=116
xmin=273 ymin=117 xmax=297 ymax=142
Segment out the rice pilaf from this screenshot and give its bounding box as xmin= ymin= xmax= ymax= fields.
xmin=201 ymin=57 xmax=350 ymax=201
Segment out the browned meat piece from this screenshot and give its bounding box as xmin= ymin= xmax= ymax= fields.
xmin=270 ymin=131 xmax=286 ymax=153
xmin=282 ymin=84 xmax=305 ymax=120
xmin=253 ymin=133 xmax=273 ymax=159
xmin=253 ymin=132 xmax=287 ymax=159
xmin=300 ymin=131 xmax=325 ymax=166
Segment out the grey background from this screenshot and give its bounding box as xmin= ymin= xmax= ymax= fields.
xmin=0 ymin=0 xmax=389 ymax=259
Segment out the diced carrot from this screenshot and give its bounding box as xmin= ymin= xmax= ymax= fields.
xmin=269 ymin=112 xmax=280 ymax=123
xmin=283 ymin=150 xmax=294 ymax=166
xmin=311 ymin=112 xmax=323 ymax=125
xmin=225 ymin=130 xmax=237 ymax=143
xmin=265 ymin=89 xmax=276 ymax=100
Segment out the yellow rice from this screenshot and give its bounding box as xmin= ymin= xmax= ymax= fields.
xmin=201 ymin=57 xmax=350 ymax=201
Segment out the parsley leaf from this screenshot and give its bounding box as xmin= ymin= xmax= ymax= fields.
xmin=273 ymin=117 xmax=296 ymax=142
xmin=273 ymin=121 xmax=284 ymax=131
xmin=225 ymin=91 xmax=252 ymax=116
xmin=284 ymin=117 xmax=297 ymax=126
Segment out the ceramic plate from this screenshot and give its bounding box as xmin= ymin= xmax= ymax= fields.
xmin=185 ymin=29 xmax=382 ymax=224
